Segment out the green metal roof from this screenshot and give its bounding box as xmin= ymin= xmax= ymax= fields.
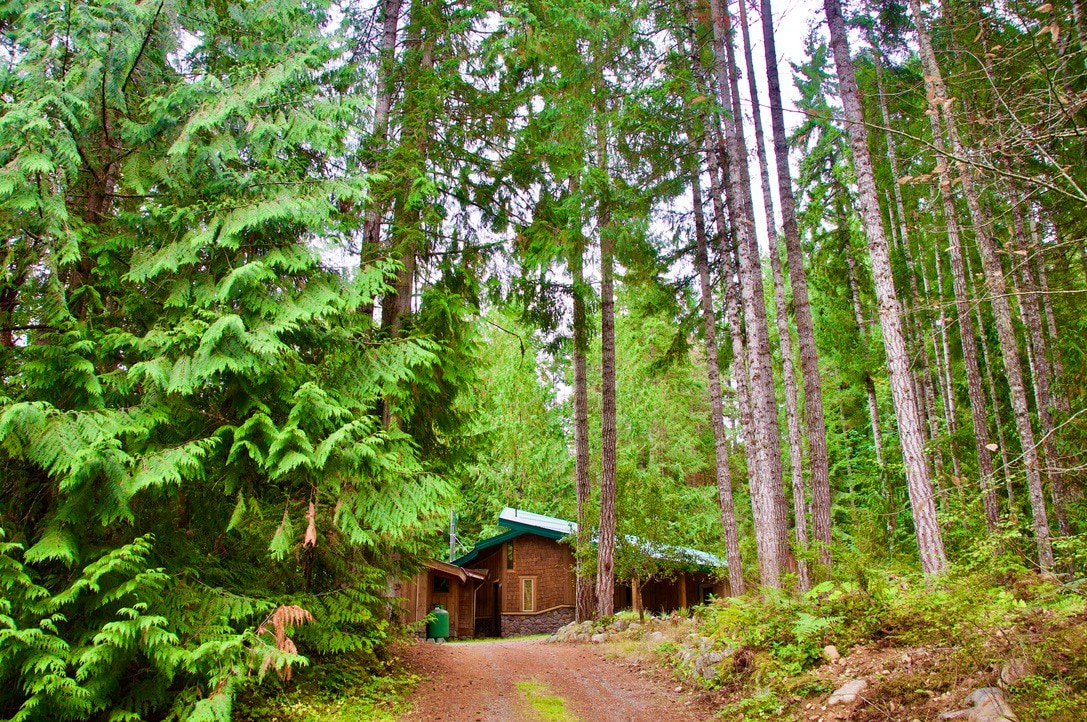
xmin=451 ymin=528 xmax=522 ymax=567
xmin=452 ymin=507 xmax=722 ymax=574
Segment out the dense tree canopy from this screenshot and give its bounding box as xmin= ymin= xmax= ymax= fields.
xmin=1 ymin=0 xmax=1084 ymax=717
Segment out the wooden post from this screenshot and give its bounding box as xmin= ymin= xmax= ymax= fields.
xmin=678 ymin=572 xmax=687 ymax=610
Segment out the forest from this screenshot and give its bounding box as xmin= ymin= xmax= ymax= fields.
xmin=0 ymin=0 xmax=1084 ymax=718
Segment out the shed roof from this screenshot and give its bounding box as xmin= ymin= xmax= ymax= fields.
xmin=453 ymin=507 xmax=724 ymax=571
xmin=423 ymin=558 xmax=487 ymax=584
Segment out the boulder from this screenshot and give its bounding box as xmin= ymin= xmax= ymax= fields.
xmin=823 ymin=644 xmax=841 ymax=662
xmin=828 ymin=679 xmax=868 ymax=706
xmin=998 ymin=659 xmax=1033 ymax=690
xmin=646 ymin=631 xmax=667 ymax=644
xmin=591 ymin=633 xmax=607 ymax=644
xmin=939 ymin=688 xmax=1018 ymax=722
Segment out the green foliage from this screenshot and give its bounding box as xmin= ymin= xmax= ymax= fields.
xmin=0 ymin=0 xmax=475 ymax=717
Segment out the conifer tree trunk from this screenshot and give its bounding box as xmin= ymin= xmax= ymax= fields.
xmin=823 ymin=0 xmax=947 ymax=574
xmin=844 ymin=245 xmax=886 ymax=472
xmin=1029 ymin=215 xmax=1068 ymax=414
xmin=966 ymin=248 xmax=1017 ymax=508
xmin=383 ymin=0 xmax=434 ymax=337
xmin=736 ymin=0 xmax=809 ymax=592
xmin=570 ymin=179 xmax=594 ymax=621
xmin=907 ymin=0 xmax=1052 ymax=569
xmin=362 ymin=0 xmax=403 ymax=317
xmin=931 ymin=240 xmax=961 ymax=481
xmin=595 ymin=104 xmax=618 ymax=617
xmin=1011 ymin=197 xmax=1070 ymax=536
xmin=758 ymin=0 xmax=832 ymax=570
xmin=707 ymin=0 xmax=789 ymax=587
xmin=692 ymin=168 xmax=745 ymax=596
xmin=686 ymin=30 xmax=762 ymax=569
xmin=924 ymin=109 xmax=1000 ymax=533
xmin=871 ymin=50 xmax=938 ymax=475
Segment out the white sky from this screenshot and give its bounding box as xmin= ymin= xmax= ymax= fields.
xmin=735 ymin=0 xmax=826 ymax=252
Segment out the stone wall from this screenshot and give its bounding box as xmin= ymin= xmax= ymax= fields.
xmin=501 ymin=606 xmax=575 ymax=637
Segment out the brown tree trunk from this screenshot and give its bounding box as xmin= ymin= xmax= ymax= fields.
xmin=595 ymin=103 xmax=618 ymax=617
xmin=871 ymin=50 xmax=938 ymax=478
xmin=692 ymin=168 xmax=745 ymax=596
xmin=823 ymin=0 xmax=947 ymax=574
xmin=381 ymin=0 xmax=433 ymax=337
xmin=931 ymin=238 xmax=961 ymax=481
xmin=736 ymin=0 xmax=809 ymax=592
xmin=844 ymin=245 xmax=887 ymax=472
xmin=924 ymin=108 xmax=1001 ymax=532
xmin=759 ymin=0 xmax=832 ymax=571
xmin=570 ymin=176 xmax=595 ymax=622
xmin=907 ymin=0 xmax=1052 ymax=569
xmin=361 ymin=0 xmax=403 ymax=321
xmin=1011 ymin=195 xmax=1070 ymax=536
xmin=708 ymin=0 xmax=789 ymax=587
xmin=1029 ymin=214 xmax=1068 ymax=414
xmin=966 ymin=248 xmax=1017 ymax=509
xmin=686 ymin=29 xmax=763 ymax=578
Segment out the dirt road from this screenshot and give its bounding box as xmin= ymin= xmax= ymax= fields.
xmin=399 ymin=638 xmax=711 ymax=722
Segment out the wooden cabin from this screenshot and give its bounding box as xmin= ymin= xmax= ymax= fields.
xmin=397 ymin=507 xmax=727 ymax=638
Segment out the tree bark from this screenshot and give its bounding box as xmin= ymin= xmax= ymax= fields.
xmin=931 ymin=236 xmax=961 ymax=481
xmin=382 ymin=0 xmax=433 ymax=337
xmin=907 ymin=0 xmax=1052 ymax=569
xmin=759 ymin=0 xmax=832 ymax=571
xmin=686 ymin=27 xmax=763 ymax=581
xmin=361 ymin=0 xmax=403 ymax=322
xmin=570 ymin=177 xmax=594 ymax=622
xmin=708 ymin=0 xmax=789 ymax=587
xmin=823 ymin=0 xmax=947 ymax=574
xmin=924 ymin=108 xmax=1001 ymax=533
xmin=595 ymin=104 xmax=618 ymax=617
xmin=1029 ymin=214 xmax=1068 ymax=414
xmin=871 ymin=49 xmax=938 ymax=477
xmin=736 ymin=0 xmax=809 ymax=592
xmin=692 ymin=168 xmax=745 ymax=596
xmin=966 ymin=247 xmax=1017 ymax=509
xmin=1011 ymin=195 xmax=1070 ymax=536
xmin=844 ymin=245 xmax=887 ymax=474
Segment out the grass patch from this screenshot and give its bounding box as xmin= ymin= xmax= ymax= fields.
xmin=516 ymin=680 xmax=579 ymax=722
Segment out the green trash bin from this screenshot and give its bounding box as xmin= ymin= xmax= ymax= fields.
xmin=426 ymin=604 xmax=449 ymax=641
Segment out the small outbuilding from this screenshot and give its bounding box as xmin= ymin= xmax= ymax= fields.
xmin=394 ymin=558 xmax=487 ymax=639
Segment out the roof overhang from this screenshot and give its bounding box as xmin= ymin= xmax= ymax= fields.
xmin=423 ymin=558 xmax=488 ymax=584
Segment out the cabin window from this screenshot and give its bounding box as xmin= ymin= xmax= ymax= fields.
xmin=521 ymin=577 xmax=535 ymax=612
xmin=433 ymin=576 xmax=450 ymax=593
xmin=506 ymin=541 xmax=515 ymax=570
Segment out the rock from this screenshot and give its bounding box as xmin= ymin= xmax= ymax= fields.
xmin=823 ymin=645 xmax=841 ymax=662
xmin=998 ymin=659 xmax=1033 ymax=690
xmin=613 ymin=618 xmax=630 ymax=632
xmin=939 ymin=688 xmax=1018 ymax=721
xmin=828 ymin=679 xmax=868 ymax=706
xmin=590 ymin=633 xmax=607 ymax=644
xmin=647 ymin=631 xmax=667 ymax=644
